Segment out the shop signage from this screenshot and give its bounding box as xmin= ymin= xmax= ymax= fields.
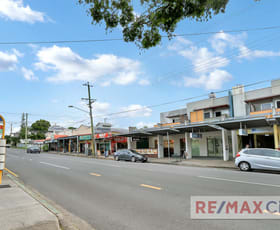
xmin=79 ymin=135 xmax=92 ymax=141
xmin=113 ymin=136 xmax=127 ymax=143
xmin=79 ymin=132 xmax=113 ymax=141
xmin=239 ymin=129 xmax=248 ymax=136
xmin=190 ymin=133 xmax=202 ymax=139
xmin=96 ymin=132 xmax=112 ymax=139
xmin=132 ymin=137 xmax=141 ymax=141
xmin=247 ymin=127 xmax=272 ymax=134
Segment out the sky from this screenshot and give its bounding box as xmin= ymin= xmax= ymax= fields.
xmin=1 ymin=0 xmax=280 ymax=134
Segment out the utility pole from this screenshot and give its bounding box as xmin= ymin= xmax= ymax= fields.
xmin=25 ymin=113 xmax=28 ymax=149
xmin=10 ymin=122 xmax=13 ymax=136
xmin=82 ymin=82 xmax=96 ymax=157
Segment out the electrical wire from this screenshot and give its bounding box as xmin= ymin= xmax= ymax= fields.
xmin=0 ymin=26 xmax=279 ymax=45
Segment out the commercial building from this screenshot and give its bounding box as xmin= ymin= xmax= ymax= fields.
xmin=45 ymin=123 xmax=128 ymax=155
xmin=118 ymin=79 xmax=280 ymax=161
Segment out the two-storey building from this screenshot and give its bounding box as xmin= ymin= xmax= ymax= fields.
xmin=120 ymin=79 xmax=280 ymax=161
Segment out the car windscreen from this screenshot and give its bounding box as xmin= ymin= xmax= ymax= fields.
xmin=129 ymin=150 xmax=143 ymax=156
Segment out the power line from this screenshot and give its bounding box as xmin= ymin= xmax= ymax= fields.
xmin=0 ymin=26 xmax=280 ymax=45
xmin=93 ymin=79 xmax=272 ymax=119
xmin=153 ymin=29 xmax=280 ymax=85
xmin=0 ymin=79 xmax=276 ymax=126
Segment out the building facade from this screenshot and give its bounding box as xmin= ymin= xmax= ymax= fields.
xmin=120 ymin=79 xmax=280 ymax=161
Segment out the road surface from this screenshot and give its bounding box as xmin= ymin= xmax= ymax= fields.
xmin=6 ymin=148 xmax=280 ymax=230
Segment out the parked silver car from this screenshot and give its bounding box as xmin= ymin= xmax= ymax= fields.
xmin=235 ymin=148 xmax=280 ymax=171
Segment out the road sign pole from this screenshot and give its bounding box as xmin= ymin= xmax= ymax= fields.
xmin=0 ymin=115 xmax=6 ymax=185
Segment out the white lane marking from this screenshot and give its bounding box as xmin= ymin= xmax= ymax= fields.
xmin=198 ymin=176 xmax=280 ymax=188
xmin=6 ymin=154 xmax=21 ymax=158
xmin=40 ymin=161 xmax=70 ymax=170
xmin=42 ymin=156 xmax=122 ymax=168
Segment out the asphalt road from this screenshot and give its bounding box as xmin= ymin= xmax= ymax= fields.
xmin=6 ymin=148 xmax=280 ymax=230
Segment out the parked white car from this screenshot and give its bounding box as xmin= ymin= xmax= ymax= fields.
xmin=235 ymin=148 xmax=280 ymax=171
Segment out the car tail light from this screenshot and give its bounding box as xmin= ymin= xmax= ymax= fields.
xmin=236 ymin=153 xmax=240 ymax=158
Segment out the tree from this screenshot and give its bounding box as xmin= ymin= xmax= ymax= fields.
xmin=78 ymin=0 xmax=230 ymax=49
xmin=19 ymin=113 xmax=26 ymax=139
xmin=30 ymin=120 xmax=51 ymax=140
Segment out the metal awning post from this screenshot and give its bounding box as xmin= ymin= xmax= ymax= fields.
xmin=167 ymin=132 xmax=170 ymax=160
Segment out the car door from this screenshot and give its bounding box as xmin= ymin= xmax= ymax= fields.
xmin=117 ymin=150 xmax=124 ymax=160
xmin=264 ymin=149 xmax=280 ymax=170
xmin=251 ymin=149 xmax=278 ymax=170
xmin=246 ymin=149 xmax=270 ymax=170
xmin=123 ymin=150 xmax=132 ymax=160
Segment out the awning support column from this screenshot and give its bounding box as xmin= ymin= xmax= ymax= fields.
xmin=127 ymin=137 xmax=132 ymax=150
xmin=185 ymin=132 xmax=192 ymax=159
xmin=222 ymin=129 xmax=229 ymax=161
xmin=274 ymin=124 xmax=279 ymax=150
xmin=157 ymin=135 xmax=164 ymax=158
xmin=231 ymin=130 xmax=238 ymax=158
xmin=167 ymin=132 xmax=170 ymax=160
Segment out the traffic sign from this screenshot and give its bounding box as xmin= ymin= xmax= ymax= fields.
xmin=0 ymin=115 xmax=5 ymax=139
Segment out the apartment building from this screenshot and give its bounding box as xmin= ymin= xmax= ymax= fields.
xmin=121 ymin=79 xmax=280 ymax=161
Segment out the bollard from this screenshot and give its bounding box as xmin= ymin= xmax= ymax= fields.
xmin=0 ymin=139 xmax=6 ymax=185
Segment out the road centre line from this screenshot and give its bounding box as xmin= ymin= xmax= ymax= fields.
xmin=140 ymin=184 xmax=162 ymax=190
xmin=4 ymin=168 xmax=19 ymax=177
xmin=40 ymin=161 xmax=70 ymax=170
xmin=198 ymin=176 xmax=280 ymax=188
xmin=89 ymin=173 xmax=101 ymax=177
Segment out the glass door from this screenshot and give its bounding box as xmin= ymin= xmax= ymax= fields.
xmin=191 ymin=139 xmax=200 ymax=157
xmin=207 ymin=137 xmax=223 ymax=157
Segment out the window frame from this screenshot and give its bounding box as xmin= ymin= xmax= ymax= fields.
xmin=204 ymin=112 xmax=211 ymax=119
xmin=215 ymin=111 xmax=222 ymax=117
xmin=275 ymin=100 xmax=280 ymax=109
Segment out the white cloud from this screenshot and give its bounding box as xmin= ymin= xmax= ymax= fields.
xmin=119 ymin=104 xmax=152 ymax=118
xmin=209 ymin=32 xmax=246 ymax=54
xmin=210 ymin=31 xmax=280 ymax=60
xmin=138 ymin=79 xmax=150 ymax=86
xmin=80 ymin=101 xmax=111 ymax=116
xmin=238 ymin=45 xmax=280 ymax=59
xmin=35 ymin=45 xmax=142 ymax=85
xmin=21 ymin=67 xmax=38 ymax=81
xmin=0 ymin=49 xmax=21 ymax=71
xmin=0 ymin=0 xmax=46 ymax=23
xmin=184 ymin=69 xmax=232 ymax=90
xmin=136 ymin=121 xmax=155 ymax=129
xmin=92 ymin=102 xmax=110 ymax=115
xmin=169 ymin=38 xmax=229 ymax=74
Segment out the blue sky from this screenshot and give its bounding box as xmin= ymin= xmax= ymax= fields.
xmin=1 ymin=0 xmax=280 ymax=133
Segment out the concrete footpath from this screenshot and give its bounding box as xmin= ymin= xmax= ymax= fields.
xmin=0 ymin=174 xmax=60 ymax=230
xmin=47 ymin=151 xmax=236 ymax=169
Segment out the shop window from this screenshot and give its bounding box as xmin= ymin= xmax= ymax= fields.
xmin=215 ymin=111 xmax=222 ymax=117
xmin=204 ymin=112 xmax=210 ymax=119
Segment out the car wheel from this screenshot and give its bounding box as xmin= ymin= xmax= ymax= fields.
xmin=131 ymin=156 xmax=136 ymax=162
xmin=239 ymin=162 xmax=251 ymax=171
xmin=115 ymin=156 xmax=119 ymax=161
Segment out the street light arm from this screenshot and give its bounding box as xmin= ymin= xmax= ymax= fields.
xmin=68 ymin=105 xmax=89 ymax=114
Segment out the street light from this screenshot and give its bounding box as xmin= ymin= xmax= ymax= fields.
xmin=68 ymin=105 xmax=96 ymax=156
xmin=68 ymin=105 xmax=89 ymax=113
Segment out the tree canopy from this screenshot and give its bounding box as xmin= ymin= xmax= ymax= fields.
xmin=78 ymin=0 xmax=230 ymax=49
xmin=30 ymin=119 xmax=51 ymax=140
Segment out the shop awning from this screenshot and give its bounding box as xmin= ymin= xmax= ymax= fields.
xmin=213 ymin=116 xmax=272 ymax=130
